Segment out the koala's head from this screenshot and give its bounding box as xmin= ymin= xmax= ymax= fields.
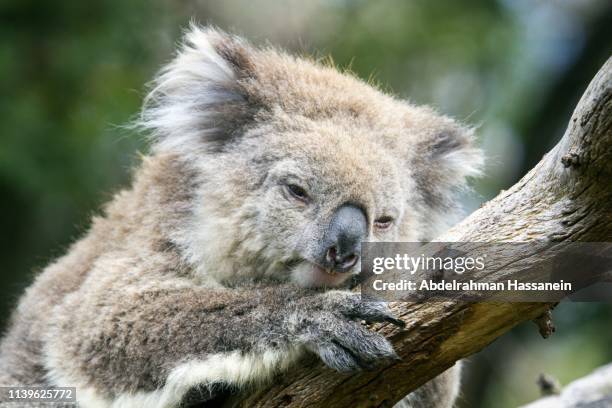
xmin=139 ymin=26 xmax=482 ymax=288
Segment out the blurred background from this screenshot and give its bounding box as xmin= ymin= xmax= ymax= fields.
xmin=1 ymin=0 xmax=611 ymax=406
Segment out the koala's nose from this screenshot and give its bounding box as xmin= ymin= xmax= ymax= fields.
xmin=320 ymin=204 xmax=367 ymax=273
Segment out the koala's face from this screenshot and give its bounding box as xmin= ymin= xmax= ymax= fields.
xmin=232 ymin=120 xmax=412 ymax=287
xmin=141 ymin=27 xmax=482 ymax=287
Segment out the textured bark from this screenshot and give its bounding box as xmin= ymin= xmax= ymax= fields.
xmin=233 ymin=57 xmax=612 ymax=408
xmin=520 ymin=363 xmax=612 ymax=408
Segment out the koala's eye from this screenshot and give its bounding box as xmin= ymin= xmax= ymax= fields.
xmin=285 ymin=183 xmax=309 ymax=203
xmin=374 ymin=216 xmax=394 ymax=230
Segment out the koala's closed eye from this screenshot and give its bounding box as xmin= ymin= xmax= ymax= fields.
xmin=284 ymin=183 xmax=309 ymax=203
xmin=374 ymin=216 xmax=394 ymax=230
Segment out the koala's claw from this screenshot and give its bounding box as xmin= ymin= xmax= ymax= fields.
xmin=315 ymin=342 xmax=364 ymax=372
xmin=343 ymin=297 xmax=406 ymax=329
xmin=308 ymin=327 xmax=397 ymax=372
xmin=295 ymin=291 xmax=402 ymax=372
xmin=383 ymin=315 xmax=406 ymax=328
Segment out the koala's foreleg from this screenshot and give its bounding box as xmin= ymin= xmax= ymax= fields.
xmin=44 ymin=284 xmax=401 ymax=407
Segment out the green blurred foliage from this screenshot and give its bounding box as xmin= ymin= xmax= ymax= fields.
xmin=0 ymin=1 xmax=610 ymax=407
xmin=0 ymin=0 xmax=180 ymax=308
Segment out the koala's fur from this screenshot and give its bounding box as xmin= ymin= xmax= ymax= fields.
xmin=0 ymin=26 xmax=482 ymax=407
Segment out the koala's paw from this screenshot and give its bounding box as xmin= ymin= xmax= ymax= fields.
xmin=290 ymin=291 xmax=404 ymax=372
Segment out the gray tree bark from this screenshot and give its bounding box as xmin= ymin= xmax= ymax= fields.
xmin=233 ymin=57 xmax=612 ymax=408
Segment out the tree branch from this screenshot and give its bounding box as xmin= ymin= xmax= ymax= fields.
xmin=233 ymin=57 xmax=612 ymax=408
xmin=521 ymin=364 xmax=612 ymax=407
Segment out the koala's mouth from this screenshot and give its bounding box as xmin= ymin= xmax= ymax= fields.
xmin=310 ymin=263 xmax=341 ymax=276
xmin=285 ymin=258 xmax=353 ymax=288
xmin=315 ymin=265 xmax=341 ymax=276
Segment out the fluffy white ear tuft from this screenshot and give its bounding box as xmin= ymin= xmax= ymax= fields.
xmin=137 ymin=25 xmax=257 ymax=155
xmin=409 ymin=117 xmax=484 ymax=240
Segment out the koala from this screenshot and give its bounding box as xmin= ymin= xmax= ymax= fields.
xmin=0 ymin=26 xmax=482 ymax=407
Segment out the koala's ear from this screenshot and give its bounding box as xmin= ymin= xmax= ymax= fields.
xmin=408 ymin=117 xmax=483 ymax=239
xmin=138 ymin=25 xmax=258 ymax=154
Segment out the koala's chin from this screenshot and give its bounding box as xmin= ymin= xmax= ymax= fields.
xmin=290 ymin=261 xmax=355 ymax=288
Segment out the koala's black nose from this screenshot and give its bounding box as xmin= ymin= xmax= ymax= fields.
xmin=320 ymin=204 xmax=367 ymax=273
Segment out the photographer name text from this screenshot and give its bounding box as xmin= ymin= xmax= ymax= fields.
xmin=371 ymin=279 xmax=572 ymax=292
